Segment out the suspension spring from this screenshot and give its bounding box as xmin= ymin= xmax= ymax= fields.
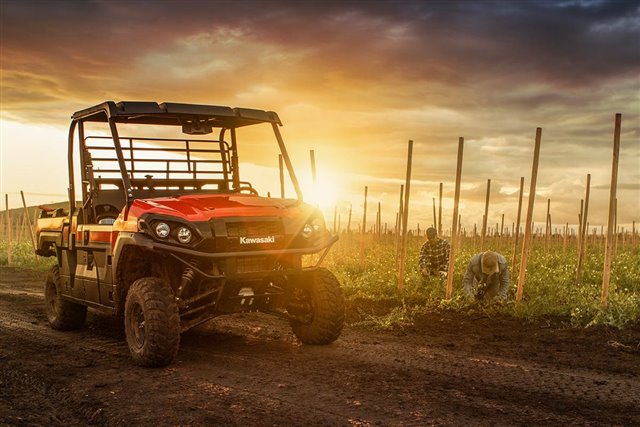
xmin=177 ymin=267 xmax=196 ymax=300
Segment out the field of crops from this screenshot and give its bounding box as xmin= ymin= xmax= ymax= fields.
xmin=3 ymin=229 xmax=638 ymax=329
xmin=319 ymin=231 xmax=640 ymax=329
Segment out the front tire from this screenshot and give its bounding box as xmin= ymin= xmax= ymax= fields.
xmin=44 ymin=265 xmax=87 ymax=330
xmin=289 ymin=268 xmax=345 ymax=345
xmin=124 ymin=277 xmax=180 ymax=367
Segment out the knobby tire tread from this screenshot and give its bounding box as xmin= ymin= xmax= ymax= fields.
xmin=45 ymin=265 xmax=87 ymax=331
xmin=291 ymin=268 xmax=345 ymax=345
xmin=125 ymin=277 xmax=180 ymax=367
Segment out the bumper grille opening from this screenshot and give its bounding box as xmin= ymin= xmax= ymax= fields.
xmin=236 ymin=256 xmax=269 ymax=273
xmin=226 ymin=221 xmax=283 ymax=237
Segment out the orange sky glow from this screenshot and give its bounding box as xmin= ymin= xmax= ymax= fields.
xmin=1 ymin=0 xmax=639 ymax=233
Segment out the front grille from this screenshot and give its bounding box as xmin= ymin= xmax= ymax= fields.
xmin=210 ymin=219 xmax=287 ymax=252
xmin=226 ymin=221 xmax=283 ymax=237
xmin=236 ymin=256 xmax=268 ymax=273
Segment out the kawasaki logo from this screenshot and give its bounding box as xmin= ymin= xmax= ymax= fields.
xmin=239 ymin=236 xmax=276 ymax=245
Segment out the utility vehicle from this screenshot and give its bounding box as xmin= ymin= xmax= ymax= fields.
xmin=36 ymin=101 xmax=345 ymax=367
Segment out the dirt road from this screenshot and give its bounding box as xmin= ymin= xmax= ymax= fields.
xmin=1 ymin=267 xmax=639 ymax=426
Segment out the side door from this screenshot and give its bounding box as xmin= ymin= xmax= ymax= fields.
xmin=75 ymin=224 xmax=115 ymax=307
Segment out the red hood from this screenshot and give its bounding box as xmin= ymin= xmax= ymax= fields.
xmin=128 ymin=194 xmax=311 ymax=222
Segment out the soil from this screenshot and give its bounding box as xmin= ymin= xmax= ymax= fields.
xmin=1 ymin=266 xmax=639 ymax=427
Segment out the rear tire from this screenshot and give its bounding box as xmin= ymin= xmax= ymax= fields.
xmin=44 ymin=265 xmax=87 ymax=330
xmin=124 ymin=277 xmax=180 ymax=367
xmin=290 ymin=268 xmax=345 ymax=345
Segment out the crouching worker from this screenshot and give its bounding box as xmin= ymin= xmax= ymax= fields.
xmin=419 ymin=227 xmax=450 ymax=279
xmin=462 ymin=251 xmax=509 ymax=301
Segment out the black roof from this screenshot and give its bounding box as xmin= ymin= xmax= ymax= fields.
xmin=72 ymin=101 xmax=282 ymax=128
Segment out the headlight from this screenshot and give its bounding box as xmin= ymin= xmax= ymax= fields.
xmin=155 ymin=222 xmax=170 ymax=239
xmin=302 ymin=223 xmax=314 ymax=238
xmin=176 ymin=226 xmax=192 ymax=244
xmin=302 ymin=217 xmax=324 ymax=239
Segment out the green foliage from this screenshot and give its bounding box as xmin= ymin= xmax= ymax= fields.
xmin=322 ymin=234 xmax=639 ymax=329
xmin=0 ymin=241 xmax=56 ymax=271
xmin=2 ymin=234 xmax=638 ymax=329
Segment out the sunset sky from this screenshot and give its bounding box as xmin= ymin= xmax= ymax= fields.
xmin=1 ymin=0 xmax=639 ymax=233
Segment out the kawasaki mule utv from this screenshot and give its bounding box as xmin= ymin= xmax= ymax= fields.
xmin=35 ymin=101 xmax=345 ymax=367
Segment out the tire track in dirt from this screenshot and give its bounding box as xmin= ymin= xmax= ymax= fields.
xmin=1 ymin=271 xmax=639 ymax=426
xmin=0 ymin=295 xmax=370 ymax=425
xmin=0 ymin=316 xmax=358 ymax=426
xmin=180 ymin=321 xmax=640 ymax=426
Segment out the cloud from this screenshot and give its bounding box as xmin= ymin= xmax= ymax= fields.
xmin=1 ymin=0 xmax=638 ymax=225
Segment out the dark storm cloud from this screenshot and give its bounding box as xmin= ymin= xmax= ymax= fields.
xmin=2 ymin=0 xmax=638 ymax=117
xmin=1 ymin=0 xmax=638 ymax=223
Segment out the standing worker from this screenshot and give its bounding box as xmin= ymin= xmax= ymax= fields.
xmin=419 ymin=227 xmax=450 ymax=278
xmin=462 ymin=251 xmax=509 ymax=300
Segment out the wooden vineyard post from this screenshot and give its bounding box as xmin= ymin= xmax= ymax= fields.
xmin=395 ymin=185 xmax=404 ymax=267
xmin=446 ymin=138 xmax=464 ymax=299
xmin=576 ymin=174 xmax=591 ymax=285
xmin=310 ymin=150 xmax=317 ymax=187
xmin=278 ymin=155 xmax=285 ymax=198
xmin=578 ymin=200 xmax=584 ymax=256
xmin=613 ymin=199 xmax=619 ymax=260
xmin=480 ymin=179 xmax=490 ymax=251
xmin=602 ymin=114 xmax=622 ymax=307
xmin=5 ymin=194 xmax=12 ymax=266
xmin=347 ymin=204 xmax=352 ymax=233
xmin=359 ymin=186 xmax=368 ymax=271
xmin=397 ymin=140 xmax=413 ymax=291
xmin=438 ymin=182 xmax=443 ymax=236
xmin=547 ymin=214 xmax=552 ymax=247
xmin=511 ymin=177 xmax=525 ymax=271
xmin=516 ymin=128 xmax=542 ymax=304
xmin=432 ymin=198 xmax=437 ymax=228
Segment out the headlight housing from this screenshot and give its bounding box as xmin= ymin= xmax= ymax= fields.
xmin=155 ymin=222 xmax=170 ymax=239
xmin=142 ymin=218 xmax=198 ymax=245
xmin=176 ymin=226 xmax=192 ymax=244
xmin=302 ymin=223 xmax=314 ymax=238
xmin=301 ymin=217 xmax=325 ymax=239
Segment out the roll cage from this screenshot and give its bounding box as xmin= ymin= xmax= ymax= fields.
xmin=67 ymin=101 xmax=303 ymax=224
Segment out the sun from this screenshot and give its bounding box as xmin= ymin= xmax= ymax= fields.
xmin=303 ymin=171 xmax=342 ymax=210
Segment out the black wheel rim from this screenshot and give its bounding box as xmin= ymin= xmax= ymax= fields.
xmin=45 ymin=281 xmax=57 ymax=314
xmin=129 ymin=303 xmax=146 ymax=348
xmin=288 ymin=288 xmax=315 ymax=324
